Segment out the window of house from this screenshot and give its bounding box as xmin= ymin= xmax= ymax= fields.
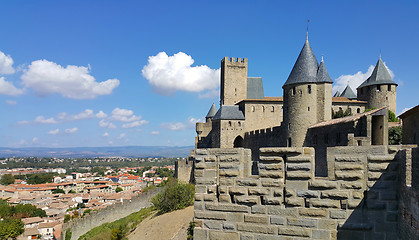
xmin=262 ymin=106 xmax=265 ymax=112
xmin=271 ymin=106 xmax=274 ymax=112
xmin=252 ymin=106 xmax=255 ymax=112
xmin=228 ymin=121 xmax=232 ymax=127
xmin=292 ymin=87 xmax=296 ymax=95
xmin=357 ymin=108 xmax=360 ymax=113
xmin=308 ymin=106 xmax=310 ymax=111
xmin=308 ymin=85 xmax=311 ymax=94
xmin=238 ymin=121 xmax=241 ymax=127
xmin=388 ymin=85 xmax=391 ymax=91
xmin=377 ymin=85 xmax=380 ymax=91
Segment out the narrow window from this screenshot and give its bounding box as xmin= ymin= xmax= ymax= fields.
xmin=357 ymin=108 xmax=360 ymax=113
xmin=228 ymin=121 xmax=232 ymax=127
xmin=308 ymin=85 xmax=312 ymax=94
xmin=288 ymin=138 xmax=292 ymax=147
xmin=288 ymin=123 xmax=291 ymax=130
xmin=308 ymin=106 xmax=310 ymax=111
xmin=238 ymin=121 xmax=241 ymax=127
xmin=271 ymin=106 xmax=274 ymax=112
xmin=348 ymin=108 xmax=352 ymax=114
xmin=377 ymin=85 xmax=380 ymax=91
xmin=252 ymin=106 xmax=255 ymax=112
xmin=292 ymin=87 xmax=296 ymax=95
xmin=262 ymin=106 xmax=265 ymax=112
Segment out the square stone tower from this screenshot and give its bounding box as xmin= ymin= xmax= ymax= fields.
xmin=220 ymin=57 xmax=248 ymax=105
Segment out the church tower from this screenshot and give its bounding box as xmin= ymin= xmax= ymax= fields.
xmin=282 ymin=38 xmax=333 ymax=147
xmin=357 ymin=57 xmax=397 ymax=113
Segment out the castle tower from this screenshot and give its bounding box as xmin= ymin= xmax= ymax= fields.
xmin=282 ymin=40 xmax=333 ymax=147
xmin=220 ymin=57 xmax=248 ymax=105
xmin=356 ymin=57 xmax=397 ymax=113
xmin=340 ymin=84 xmax=357 ymax=99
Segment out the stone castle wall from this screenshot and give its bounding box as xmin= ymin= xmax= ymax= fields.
xmin=175 ymin=158 xmax=194 ymax=183
xmin=221 ymin=57 xmax=248 ymax=105
xmin=358 ymin=84 xmax=397 ymax=114
xmin=61 ymin=188 xmax=159 ymax=240
xmin=193 ymin=146 xmax=416 ymax=240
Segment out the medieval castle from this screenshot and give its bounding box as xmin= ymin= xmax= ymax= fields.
xmin=176 ymin=36 xmax=419 ymax=240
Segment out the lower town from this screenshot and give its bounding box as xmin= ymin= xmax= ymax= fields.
xmin=0 ymin=157 xmax=177 ymax=239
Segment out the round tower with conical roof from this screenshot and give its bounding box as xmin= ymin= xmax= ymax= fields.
xmin=356 ymin=57 xmax=397 ymax=113
xmin=282 ymin=39 xmax=333 ymax=147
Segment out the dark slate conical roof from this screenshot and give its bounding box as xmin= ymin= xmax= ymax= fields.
xmin=205 ymin=103 xmax=217 ymax=119
xmin=357 ymin=58 xmax=397 ymax=89
xmin=283 ymin=40 xmax=319 ymax=87
xmin=333 ymin=90 xmax=341 ymax=97
xmin=316 ymin=60 xmax=333 ymax=84
xmin=340 ymin=84 xmax=357 ymax=99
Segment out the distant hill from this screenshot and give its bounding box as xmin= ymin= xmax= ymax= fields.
xmin=0 ymin=146 xmax=193 ymax=158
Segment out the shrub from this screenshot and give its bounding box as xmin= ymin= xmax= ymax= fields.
xmin=0 ymin=174 xmax=15 ymax=185
xmin=115 ymin=187 xmax=123 ymax=193
xmin=388 ymin=110 xmax=399 ymax=122
xmin=187 ymin=221 xmax=195 ymax=240
xmin=151 ymin=179 xmax=194 ymax=213
xmin=389 ymin=126 xmax=402 ymax=145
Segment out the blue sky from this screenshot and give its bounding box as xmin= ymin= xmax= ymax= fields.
xmin=0 ymin=1 xmax=418 ymax=148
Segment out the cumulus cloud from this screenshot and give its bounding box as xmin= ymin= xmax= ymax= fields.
xmin=32 ymin=137 xmax=38 ymax=143
xmin=6 ymin=100 xmax=17 ymax=105
xmin=117 ymin=133 xmax=126 ymax=139
xmin=103 ymin=132 xmax=109 ymax=137
xmin=333 ymin=62 xmax=395 ymax=95
xmin=99 ymin=119 xmax=117 ymax=129
xmin=161 ymin=117 xmax=202 ymax=131
xmin=96 ymin=110 xmax=107 ymax=118
xmin=21 ymin=60 xmax=120 ymax=99
xmin=0 ymin=77 xmax=24 ymax=96
xmin=23 ymin=116 xmax=58 ymax=124
xmin=58 ymin=109 xmax=95 ymax=121
xmin=142 ymin=52 xmax=220 ymax=95
xmin=151 ymin=131 xmax=160 ymax=135
xmin=110 ymin=108 xmax=142 ymax=122
xmin=64 ymin=127 xmax=78 ymax=134
xmin=0 ymin=51 xmax=15 ymax=74
xmin=48 ymin=129 xmax=60 ymax=135
xmin=122 ymin=120 xmax=148 ymax=128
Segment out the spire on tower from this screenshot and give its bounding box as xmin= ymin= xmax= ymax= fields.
xmin=306 ymin=19 xmax=310 ymax=42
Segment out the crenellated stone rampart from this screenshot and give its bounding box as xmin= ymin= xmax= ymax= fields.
xmin=193 ymin=146 xmax=417 ymax=240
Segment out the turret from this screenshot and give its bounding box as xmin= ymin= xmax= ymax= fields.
xmin=357 ymin=57 xmax=397 ymax=113
xmin=282 ymin=39 xmax=333 ymax=147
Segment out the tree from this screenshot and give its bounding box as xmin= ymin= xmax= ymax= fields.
xmin=115 ymin=187 xmax=123 ymax=193
xmin=389 ymin=126 xmax=402 ymax=145
xmin=64 ymin=214 xmax=71 ymax=223
xmin=151 ymin=178 xmax=194 ymax=213
xmin=0 ymin=218 xmax=24 ymax=240
xmin=0 ymin=174 xmax=15 ymax=185
xmin=388 ymin=110 xmax=399 ymax=122
xmin=52 ymin=188 xmax=65 ymax=194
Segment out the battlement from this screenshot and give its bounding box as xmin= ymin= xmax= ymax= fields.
xmin=222 ymin=57 xmax=248 ymax=64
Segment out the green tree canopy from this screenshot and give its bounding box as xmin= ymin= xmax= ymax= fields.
xmin=0 ymin=174 xmax=15 ymax=185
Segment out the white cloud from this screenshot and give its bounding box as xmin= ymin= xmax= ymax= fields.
xmin=33 ymin=116 xmax=57 ymax=124
xmin=103 ymin=132 xmax=109 ymax=137
xmin=64 ymin=127 xmax=78 ymax=134
xmin=99 ymin=119 xmax=117 ymax=129
xmin=398 ymin=107 xmax=413 ymax=116
xmin=333 ymin=62 xmax=395 ymax=95
xmin=122 ymin=120 xmax=148 ymax=128
xmin=48 ymin=129 xmax=60 ymax=135
xmin=0 ymin=51 xmax=15 ymax=74
xmin=96 ymin=110 xmax=108 ymax=118
xmin=21 ymin=59 xmax=120 ymax=99
xmin=32 ymin=137 xmax=38 ymax=143
xmin=199 ymin=89 xmax=219 ymax=99
xmin=0 ymin=77 xmax=24 ymax=96
xmin=110 ymin=107 xmax=142 ymax=122
xmin=117 ymin=133 xmax=126 ymax=139
xmin=5 ymin=100 xmax=17 ymax=105
xmin=58 ymin=109 xmax=95 ymax=121
xmin=142 ymin=52 xmax=220 ymax=95
xmin=161 ymin=117 xmax=202 ymax=131
xmin=151 ymin=131 xmax=160 ymax=135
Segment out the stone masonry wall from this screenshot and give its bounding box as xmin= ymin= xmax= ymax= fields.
xmin=193 ymin=146 xmax=413 ymax=240
xmin=61 ymin=188 xmax=159 ymax=240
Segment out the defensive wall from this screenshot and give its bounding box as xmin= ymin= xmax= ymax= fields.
xmin=192 ymin=145 xmax=418 ymax=240
xmin=61 ymin=188 xmax=159 ymax=240
xmin=176 ymin=158 xmax=194 ymax=183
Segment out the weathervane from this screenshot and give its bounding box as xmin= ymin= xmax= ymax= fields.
xmin=306 ymin=19 xmax=310 ymax=42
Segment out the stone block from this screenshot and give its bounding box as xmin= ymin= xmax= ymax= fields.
xmin=259 ymin=170 xmax=283 ymax=178
xmin=251 ymin=205 xmax=266 ymax=214
xmin=204 ymin=155 xmax=216 ymax=162
xmin=284 ymin=188 xmax=295 ymax=197
xmin=206 ymin=203 xmax=249 ymax=212
xmin=204 ymin=220 xmax=222 ymax=230
xmin=368 ymin=172 xmax=382 ymax=180
xmin=226 ymin=212 xmax=244 ymax=222
xmin=299 ymin=208 xmax=328 ymax=218
xmin=259 ymin=156 xmax=284 ymax=162
xmin=287 ymin=163 xmax=311 ymax=171
xmin=193 ymin=228 xmax=207 ymax=240
xmin=335 ymin=163 xmax=363 ymax=170
xmin=337 ymin=222 xmax=373 ymax=230
xmin=340 ymin=182 xmax=363 ymax=189
xmin=218 ymin=186 xmax=228 ymax=194
xmin=235 ymin=195 xmax=259 ymax=204
xmin=260 ymin=147 xmax=302 ymax=154
xmin=219 ymin=163 xmax=236 ymax=169
xmin=287 ymin=171 xmax=312 ymax=180
xmin=204 ymin=169 xmax=217 ymax=178
xmin=311 ymin=199 xmax=339 ymax=208
xmin=259 ymin=163 xmax=282 ymax=170
xmin=195 ymin=211 xmax=227 ymax=220
xmin=195 ymin=162 xmax=207 ymax=169
xmin=264 ymin=197 xmax=282 ymax=205
xmin=240 ymin=234 xmax=254 ymax=240
xmin=347 ymin=200 xmax=362 ymax=209
xmin=318 ymin=219 xmax=338 ymax=230
xmin=330 ymin=210 xmax=346 ymax=219
xmin=236 ymin=179 xmax=259 ymax=186
xmin=386 ymin=201 xmax=398 ymax=211
xmin=195 ymin=194 xmax=203 ymax=201
xmin=261 ymin=179 xmax=282 ymax=187
xmin=352 ymin=191 xmax=363 ymax=199
xmin=368 ymin=163 xmax=390 ymax=171
xmin=287 ymin=217 xmax=317 ymax=228
xmin=208 ymin=230 xmax=239 ymax=240
xmin=312 ymin=229 xmax=331 ymax=240
xmin=368 ymin=154 xmax=394 ymax=162
xmin=309 ymin=180 xmax=337 ymax=189
xmin=208 ymin=185 xmax=217 ymax=193
xmin=229 ymin=187 xmax=247 ymax=195
xmin=219 ymin=169 xmax=239 ymax=177
xmin=219 ymin=194 xmax=231 ymax=203
xmin=337 ymin=230 xmax=365 ymax=240
xmin=195 ymin=185 xmax=207 ymax=193
xmin=195 ymin=149 xmax=208 ymax=155
xmin=237 ymin=223 xmax=277 ymax=234
xmin=219 ymin=155 xmax=240 ymax=162
xmin=273 ymin=189 xmax=282 ymax=197
xmin=285 ymin=197 xmax=303 ymax=207
xmin=248 ymin=188 xmax=269 ymax=196
xmin=244 ymin=214 xmax=269 ymax=224
xmin=335 ymin=171 xmax=363 ymax=180
xmin=254 ymin=235 xmax=280 ymax=240
xmin=386 ymin=212 xmax=398 ymax=222
xmin=194 ymin=202 xmax=204 ymax=211
xmin=195 ymin=169 xmax=204 ymax=178
xmin=287 ymin=156 xmax=311 ymax=163
xmin=335 ymin=156 xmax=362 ymax=162
xmin=196 ymin=178 xmax=216 ymax=185
xmin=366 ymin=201 xmax=386 ymax=210
xmin=267 ymin=206 xmax=298 ymax=217
xmin=296 ymin=190 xmax=319 ymax=198
xmin=270 ymin=216 xmax=286 ymax=225
xmin=321 ymin=191 xmax=348 ymax=200
xmin=277 ymin=227 xmax=311 ymax=237
xmin=204 ymin=194 xmax=217 ymax=202
xmin=219 ymin=178 xmax=234 ymax=186
xmin=222 ymin=222 xmax=235 ymax=230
